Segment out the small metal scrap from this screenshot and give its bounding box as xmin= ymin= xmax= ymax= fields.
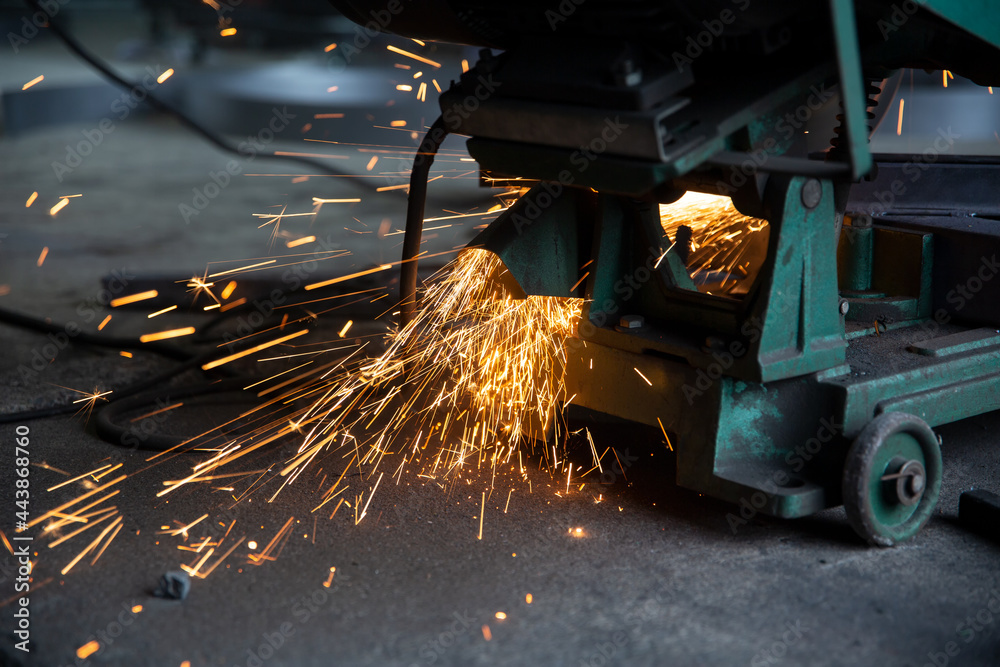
xmin=153 ymin=570 xmax=191 ymax=600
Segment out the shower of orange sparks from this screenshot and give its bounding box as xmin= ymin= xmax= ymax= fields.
xmin=30 ymin=186 xmax=766 ymax=586
xmin=658 ymin=192 xmax=768 ymax=296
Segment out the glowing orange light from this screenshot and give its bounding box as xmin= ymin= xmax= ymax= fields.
xmin=77 ymin=641 xmax=100 ymax=659
xmin=201 ymin=329 xmax=308 ymax=370
xmin=139 ymin=327 xmax=196 ymax=343
xmin=286 ymin=236 xmax=316 ymax=248
xmin=110 ymin=290 xmax=158 ymax=307
xmin=49 ymin=198 xmax=68 ymax=216
xmin=386 ymin=45 xmax=441 ymax=68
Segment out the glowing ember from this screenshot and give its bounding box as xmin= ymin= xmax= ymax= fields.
xmin=76 ymin=640 xmax=100 ymax=659
xmin=139 ymin=327 xmax=196 ymax=343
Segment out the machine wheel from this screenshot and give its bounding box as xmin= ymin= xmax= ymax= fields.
xmin=842 ymin=412 xmax=942 ymax=547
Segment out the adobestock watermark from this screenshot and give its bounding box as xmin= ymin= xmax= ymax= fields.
xmin=877 ymin=0 xmax=929 ymax=41
xmin=577 ymin=573 xmax=673 ymax=667
xmin=230 ymin=585 xmax=332 ymax=667
xmin=508 ymin=115 xmax=630 ymax=236
xmin=441 ymin=72 xmax=501 ymax=133
xmin=179 ymin=106 xmax=296 ymax=223
xmin=921 ymin=585 xmax=1000 ymax=667
xmin=712 ymin=83 xmax=835 ymax=197
xmin=544 ymin=0 xmax=586 ymax=31
xmin=371 ymin=68 xmax=502 ymax=194
xmin=15 ymin=268 xmax=136 ymax=384
xmin=218 ymin=232 xmax=343 ymax=352
xmin=50 ymin=66 xmax=174 ymax=182
xmin=595 ymin=447 xmax=638 ymax=485
xmin=750 ymin=619 xmax=811 ymax=666
xmin=680 ymin=282 xmax=805 ymax=406
xmin=861 ymin=127 xmax=960 ymax=217
xmin=727 ymin=416 xmax=842 ymax=535
xmin=62 ymin=599 xmax=144 ymax=667
xmin=868 ymin=251 xmax=1000 ymax=382
xmin=7 ymin=0 xmax=70 ymax=53
xmin=671 ymin=0 xmax=754 ymax=74
xmin=412 ymin=610 xmax=476 ymax=665
xmin=327 ymin=0 xmax=411 ymax=73
xmin=577 ymin=244 xmax=665 ymax=339
xmin=115 ymin=396 xmax=179 ymax=450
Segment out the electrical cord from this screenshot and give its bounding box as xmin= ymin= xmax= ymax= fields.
xmin=22 ymin=0 xmax=383 ymax=195
xmin=0 ymin=307 xmax=312 ymax=427
xmin=4 ymin=5 xmax=452 ymax=442
xmin=0 ymin=305 xmax=192 ymax=361
xmin=0 ymin=350 xmax=212 ymax=424
xmin=94 ymin=377 xmax=270 ymax=451
xmin=399 ymin=115 xmax=449 ymax=326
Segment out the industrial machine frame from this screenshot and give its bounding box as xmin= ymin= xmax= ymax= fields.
xmin=330 ymin=0 xmax=1000 ymax=545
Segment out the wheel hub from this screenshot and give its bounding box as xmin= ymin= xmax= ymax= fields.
xmin=881 ymin=457 xmax=926 ymax=507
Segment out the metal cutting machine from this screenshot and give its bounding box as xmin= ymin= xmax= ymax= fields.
xmin=330 ymin=0 xmax=1000 ymax=545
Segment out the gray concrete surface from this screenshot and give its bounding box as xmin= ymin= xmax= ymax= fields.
xmin=0 ymin=10 xmax=999 ymax=667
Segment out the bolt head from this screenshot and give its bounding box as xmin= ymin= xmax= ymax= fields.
xmin=620 ymin=314 xmax=645 ymax=329
xmin=840 ymin=300 xmax=850 ymax=315
xmin=801 ymin=179 xmax=822 ymax=209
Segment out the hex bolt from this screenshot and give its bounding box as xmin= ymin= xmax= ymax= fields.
xmin=801 ymin=179 xmax=822 ymax=209
xmin=613 ymin=59 xmax=643 ymax=87
xmin=620 ymin=314 xmax=645 ymax=329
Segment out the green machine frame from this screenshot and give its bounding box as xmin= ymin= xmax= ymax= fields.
xmin=396 ymin=0 xmax=1000 ymax=545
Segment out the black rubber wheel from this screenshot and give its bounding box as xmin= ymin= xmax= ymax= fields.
xmin=842 ymin=411 xmax=942 ymax=547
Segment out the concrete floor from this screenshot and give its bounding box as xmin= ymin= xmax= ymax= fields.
xmin=0 ymin=9 xmax=999 ymax=667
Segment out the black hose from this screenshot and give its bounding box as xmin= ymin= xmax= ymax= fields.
xmin=22 ymin=0 xmax=381 ymax=194
xmin=0 ymin=306 xmax=192 ymax=361
xmin=399 ymin=116 xmax=449 ymax=326
xmin=94 ymin=377 xmax=267 ymax=451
